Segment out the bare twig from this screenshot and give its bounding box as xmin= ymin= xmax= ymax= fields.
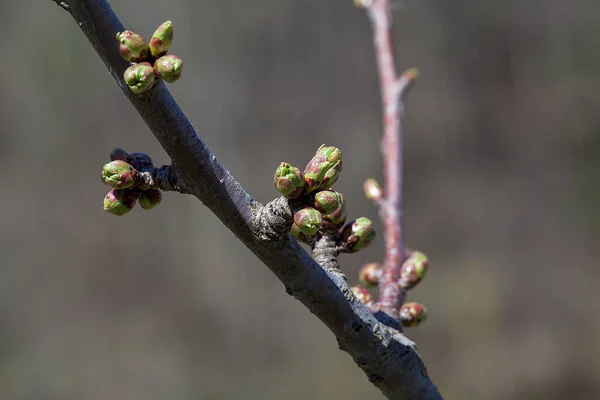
xmin=52 ymin=1 xmax=441 ymax=398
xmin=358 ymin=0 xmax=418 ymax=317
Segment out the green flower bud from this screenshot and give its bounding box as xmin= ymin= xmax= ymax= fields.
xmin=101 ymin=160 xmax=138 ymax=189
xmin=400 ymin=302 xmax=428 ymax=327
xmin=124 ymin=62 xmax=155 ymax=94
xmin=103 ymin=189 xmax=138 ymax=216
xmin=274 ymin=162 xmax=305 ymax=199
xmin=116 ymin=30 xmax=149 ymax=62
xmin=340 ymin=217 xmax=376 ymax=253
xmin=363 ymin=178 xmax=383 ymax=202
xmin=153 ymin=55 xmax=183 ymax=83
xmin=149 ymin=21 xmax=174 ymax=58
xmin=313 ymin=190 xmax=346 ymax=231
xmin=351 ymin=285 xmax=372 ymax=304
xmin=109 ymin=148 xmax=130 ymax=162
xmin=128 ymin=152 xmax=154 ymax=170
xmin=293 ymin=207 xmax=322 ymax=236
xmin=399 ymin=250 xmax=429 ymax=290
xmin=303 ymin=144 xmax=342 ymax=193
xmin=358 ymin=262 xmax=382 ymax=287
xmin=290 ymin=222 xmax=309 ymax=242
xmin=139 ymin=189 xmax=163 ymax=210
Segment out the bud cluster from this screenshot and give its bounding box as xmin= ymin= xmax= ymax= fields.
xmin=101 ymin=148 xmax=163 ymax=216
xmin=116 ymin=21 xmax=183 ymax=94
xmin=353 ymin=250 xmax=431 ymax=328
xmin=273 ymin=145 xmax=375 ymax=254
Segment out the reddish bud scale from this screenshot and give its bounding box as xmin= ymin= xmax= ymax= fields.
xmin=399 ymin=251 xmax=429 ymax=290
xmin=303 ymin=145 xmax=342 ymax=194
xmin=153 ymin=55 xmax=183 ymax=83
xmin=101 ymin=160 xmax=138 ymax=189
xmin=313 ymin=190 xmax=346 ymax=232
xmin=103 ymin=188 xmax=139 ymax=216
xmin=149 ymin=21 xmax=174 ymax=57
xmin=358 ymin=262 xmax=383 ymax=287
xmin=340 ymin=217 xmax=376 ymax=253
xmin=116 ymin=30 xmax=149 ymax=62
xmin=293 ymin=207 xmax=322 ymax=236
xmin=274 ymin=162 xmax=305 ymax=199
xmin=400 ymin=302 xmax=428 ymax=327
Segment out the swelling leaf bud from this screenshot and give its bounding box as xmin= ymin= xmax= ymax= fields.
xmin=153 ymin=55 xmax=183 ymax=83
xmin=363 ymin=178 xmax=383 ymax=202
xmin=400 ymin=302 xmax=428 ymax=327
xmin=103 ymin=189 xmax=138 ymax=216
xmin=101 ymin=160 xmax=138 ymax=189
xmin=293 ymin=207 xmax=322 ymax=236
xmin=303 ymin=144 xmax=342 ymax=193
xmin=358 ymin=262 xmax=382 ymax=287
xmin=116 ymin=30 xmax=149 ymax=62
xmin=313 ymin=190 xmax=346 ymax=231
xmin=340 ymin=217 xmax=376 ymax=253
xmin=399 ymin=250 xmax=429 ymax=290
xmin=274 ymin=162 xmax=305 ymax=199
xmin=139 ymin=189 xmax=163 ymax=210
xmin=149 ymin=21 xmax=174 ymax=57
xmin=351 ymin=286 xmax=372 ymax=304
xmin=124 ymin=62 xmax=155 ymax=94
xmin=109 ymin=148 xmax=130 ymax=162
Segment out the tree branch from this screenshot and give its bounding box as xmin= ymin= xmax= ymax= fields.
xmin=358 ymin=0 xmax=417 ymax=317
xmin=53 ymin=1 xmax=442 ymax=398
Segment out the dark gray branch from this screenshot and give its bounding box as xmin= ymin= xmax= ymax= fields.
xmin=53 ymin=1 xmax=442 ymax=398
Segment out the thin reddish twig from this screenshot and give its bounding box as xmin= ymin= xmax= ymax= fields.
xmin=359 ymin=0 xmax=417 ymax=317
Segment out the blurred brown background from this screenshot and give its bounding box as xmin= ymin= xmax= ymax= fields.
xmin=1 ymin=0 xmax=599 ymax=399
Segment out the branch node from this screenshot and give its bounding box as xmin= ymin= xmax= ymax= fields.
xmin=253 ymin=196 xmax=294 ymax=242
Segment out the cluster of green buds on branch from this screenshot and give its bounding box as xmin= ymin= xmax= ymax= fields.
xmin=101 ymin=148 xmax=162 ymax=216
xmin=274 ymin=145 xmax=375 ymax=252
xmin=353 ymin=247 xmax=430 ymax=328
xmin=116 ymin=21 xmax=183 ymax=94
xmin=274 ymin=144 xmax=430 ymax=328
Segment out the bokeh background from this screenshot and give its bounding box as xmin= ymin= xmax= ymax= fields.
xmin=1 ymin=0 xmax=599 ymax=399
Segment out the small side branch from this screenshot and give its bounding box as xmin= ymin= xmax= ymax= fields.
xmin=136 ymin=165 xmax=188 ymax=194
xmin=359 ymin=0 xmax=417 ymax=317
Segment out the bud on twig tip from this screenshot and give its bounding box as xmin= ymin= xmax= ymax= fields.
xmin=149 ymin=20 xmax=174 ymax=58
xmin=400 ymin=302 xmax=427 ymax=328
xmin=303 ymin=145 xmax=342 ymax=194
xmin=274 ymin=162 xmax=305 ymax=199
